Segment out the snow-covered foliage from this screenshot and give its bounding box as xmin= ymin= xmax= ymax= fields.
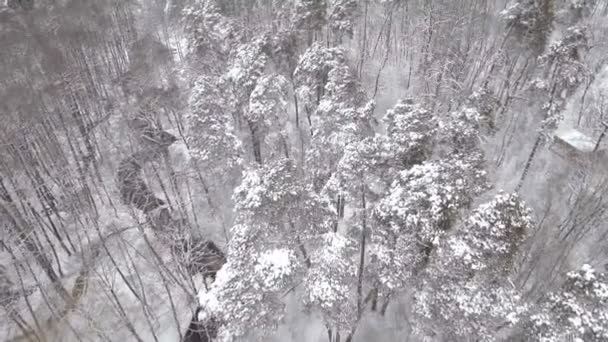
xmin=327 ymin=0 xmax=358 ymax=39
xmin=233 ymin=158 xmax=334 ymax=238
xmin=296 ymin=44 xmax=375 ymax=190
xmin=199 ymin=238 xmax=301 ymax=340
xmin=294 ymin=43 xmax=347 ymax=110
xmin=537 ymin=25 xmax=590 ymax=139
xmin=370 ymin=158 xmax=488 ymax=292
xmin=200 ymin=159 xmax=336 ymax=339
xmin=223 ymin=34 xmax=270 ymax=106
xmin=368 ymin=230 xmax=421 ymax=292
xmin=291 ymin=0 xmax=327 ymax=32
xmin=521 ymin=264 xmax=608 ymax=341
xmin=414 ymin=193 xmax=534 ymax=341
xmin=246 ymin=74 xmax=291 ymax=161
xmin=366 ymin=104 xmax=488 ymax=295
xmin=466 ymin=88 xmax=500 ymax=133
xmin=187 ymin=76 xmax=242 ymax=175
xmin=383 ymin=99 xmax=437 ymax=168
xmin=221 ymin=34 xmax=287 ymax=164
xmin=269 ymin=30 xmax=300 ymax=76
xmin=324 ymin=136 xmax=395 ymax=203
xmin=376 ymin=160 xmax=484 ymax=243
xmin=303 ymin=232 xmax=358 ymax=330
xmin=415 ymin=282 xmax=527 ymax=341
xmin=313 ymin=63 xmax=374 ymax=142
xmin=290 ymin=0 xmax=357 ymax=42
xmin=375 ymin=159 xmax=483 ymax=244
xmin=500 ymin=0 xmax=554 ymax=49
xmin=248 ymin=74 xmax=289 ymax=125
xmin=437 ymin=107 xmax=485 ymax=158
xmin=540 ymin=25 xmax=590 ymax=91
xmin=444 ymin=192 xmax=533 ymax=274
xmin=323 ymin=63 xmax=368 ymax=108
xmin=183 ymin=0 xmax=241 ymax=59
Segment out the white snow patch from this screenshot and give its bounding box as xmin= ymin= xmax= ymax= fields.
xmin=197 ymin=308 xmax=209 ymax=321
xmin=255 ymin=248 xmax=296 ymax=290
xmin=569 ymin=316 xmax=582 ymax=327
xmin=256 ymin=248 xmax=293 ymax=274
xmin=554 ymin=128 xmax=596 ymax=152
xmin=168 ymin=139 xmax=192 ymax=165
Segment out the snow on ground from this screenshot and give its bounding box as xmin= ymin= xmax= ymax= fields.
xmin=554 ymin=127 xmax=596 ymax=152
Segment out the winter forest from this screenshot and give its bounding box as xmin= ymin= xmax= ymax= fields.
xmin=1 ymin=0 xmax=608 ymax=341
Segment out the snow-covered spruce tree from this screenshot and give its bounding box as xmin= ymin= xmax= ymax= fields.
xmin=466 ymin=87 xmax=500 ymax=134
xmin=326 ymin=99 xmax=439 ymax=204
xmin=501 ymin=0 xmax=555 ymax=54
xmin=327 ymin=0 xmax=358 ymax=44
xmin=246 ymin=74 xmax=291 ymax=164
xmin=223 ymin=34 xmax=270 ymax=113
xmin=222 ymin=34 xmax=274 ymax=163
xmin=301 ymin=104 xmax=489 ymax=339
xmin=436 ymin=106 xmax=486 ymax=161
xmin=413 ymin=192 xmax=534 ymax=341
xmin=382 ymin=99 xmax=438 ymax=169
xmin=318 ymin=136 xmax=397 ymax=337
xmin=205 ymin=25 xmax=303 ymax=167
xmin=371 ymin=158 xmax=488 ymax=292
xmin=291 ymin=0 xmax=327 ymax=45
xmin=519 ymin=264 xmax=608 ymax=341
xmin=293 ymin=43 xmax=346 ymax=115
xmin=270 ymin=30 xmax=300 ymax=78
xmin=187 ymin=76 xmax=242 ymax=179
xmin=305 ymin=67 xmax=376 ymax=333
xmin=301 ymin=46 xmax=375 ymax=191
xmin=289 ymin=0 xmax=358 ymax=46
xmin=282 ymin=0 xmax=358 ymax=49
xmin=182 ymin=0 xmax=241 ymax=67
xmin=369 ymin=106 xmax=488 ymax=304
xmin=199 ymin=225 xmax=301 ymax=341
xmin=312 ymin=101 xmax=437 ymax=339
xmin=230 ymin=158 xmax=334 ymax=239
xmin=304 ymin=100 xmax=438 ymax=337
xmin=303 ymin=231 xmax=359 ymax=340
xmin=323 ymin=100 xmax=436 ymax=232
xmin=324 ymin=136 xmax=397 ymax=208
xmin=199 ymin=159 xmax=335 ymax=340
xmin=436 ymin=106 xmax=488 ymax=187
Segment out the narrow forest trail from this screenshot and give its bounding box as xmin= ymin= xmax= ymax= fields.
xmin=116 ymin=111 xmax=226 ymax=281
xmin=115 ymin=111 xmax=226 ymax=340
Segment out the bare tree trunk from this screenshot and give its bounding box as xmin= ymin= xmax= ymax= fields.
xmin=68 ymin=94 xmax=102 ymax=182
xmin=247 ymin=120 xmax=263 ymax=165
xmin=0 ymin=176 xmax=72 ymax=304
xmin=357 ymin=0 xmax=369 ymax=78
xmin=356 ymin=188 xmax=367 ymax=315
xmin=373 ymin=5 xmax=393 ymax=98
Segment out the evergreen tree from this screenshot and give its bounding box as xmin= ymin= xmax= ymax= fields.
xmin=414 ymin=192 xmax=533 ymax=340
xmin=520 ymin=264 xmax=608 ymax=341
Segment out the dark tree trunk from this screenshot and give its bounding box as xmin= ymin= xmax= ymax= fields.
xmin=247 ymin=120 xmax=263 ymax=165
